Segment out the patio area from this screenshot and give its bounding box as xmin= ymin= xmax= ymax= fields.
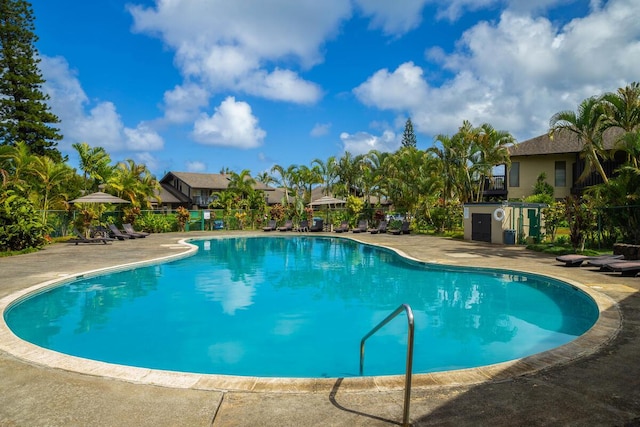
xmin=0 ymin=231 xmax=639 ymax=426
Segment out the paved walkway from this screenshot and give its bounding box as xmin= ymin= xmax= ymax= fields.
xmin=0 ymin=231 xmax=639 ymax=426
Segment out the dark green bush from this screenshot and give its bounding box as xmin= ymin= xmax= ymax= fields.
xmin=0 ymin=189 xmax=48 ymax=251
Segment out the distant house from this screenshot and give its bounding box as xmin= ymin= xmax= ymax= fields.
xmin=157 ymin=171 xmax=280 ymax=209
xmin=503 ymin=129 xmax=625 ymax=200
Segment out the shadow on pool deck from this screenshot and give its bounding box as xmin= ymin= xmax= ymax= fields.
xmin=0 ymin=231 xmax=639 ymax=426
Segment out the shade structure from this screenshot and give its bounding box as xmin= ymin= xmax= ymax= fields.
xmin=70 ymin=191 xmax=130 ymax=204
xmin=308 ymin=195 xmax=346 ymax=207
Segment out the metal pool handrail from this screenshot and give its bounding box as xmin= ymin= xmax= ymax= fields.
xmin=359 ymin=303 xmax=415 ymax=427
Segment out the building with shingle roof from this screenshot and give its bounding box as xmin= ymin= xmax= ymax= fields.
xmin=158 ymin=171 xmax=276 ymax=209
xmin=506 ymin=128 xmax=625 ymax=200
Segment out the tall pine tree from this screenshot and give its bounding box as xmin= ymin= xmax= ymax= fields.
xmin=401 ymin=117 xmax=417 ymax=148
xmin=0 ymin=0 xmax=63 ymax=162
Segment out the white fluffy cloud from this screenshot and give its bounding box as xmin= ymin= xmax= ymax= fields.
xmin=40 ymin=56 xmax=164 ymax=153
xmin=353 ymin=0 xmax=640 ymax=141
xmin=192 ymin=96 xmax=266 ymax=148
xmin=128 ymin=0 xmax=346 ymax=106
xmin=340 ymin=130 xmax=399 ymax=155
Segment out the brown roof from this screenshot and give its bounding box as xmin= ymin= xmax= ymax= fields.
xmin=160 ymin=171 xmax=272 ymax=191
xmin=508 ymin=128 xmax=623 ymax=157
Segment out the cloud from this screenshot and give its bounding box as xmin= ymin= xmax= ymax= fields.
xmin=354 ymin=0 xmax=429 ymax=35
xmin=40 ymin=55 xmax=164 ymax=153
xmin=340 ymin=130 xmax=399 ymax=155
xmin=192 ymin=96 xmax=266 ymax=148
xmin=310 ymin=122 xmax=332 ymax=137
xmin=128 ymin=0 xmax=348 ymax=105
xmin=124 ymin=124 xmax=164 ymax=151
xmin=162 ymin=83 xmax=210 ymax=124
xmin=186 ymin=161 xmax=207 ymax=172
xmin=353 ymin=0 xmax=640 ymax=141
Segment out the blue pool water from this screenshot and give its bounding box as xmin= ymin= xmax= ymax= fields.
xmin=5 ymin=237 xmax=598 ymax=378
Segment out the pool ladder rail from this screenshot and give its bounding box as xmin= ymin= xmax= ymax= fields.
xmin=360 ymin=303 xmax=415 ymax=427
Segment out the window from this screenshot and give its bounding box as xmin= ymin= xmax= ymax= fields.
xmin=509 ymin=162 xmax=520 ymax=187
xmin=555 ymin=161 xmax=566 ymax=187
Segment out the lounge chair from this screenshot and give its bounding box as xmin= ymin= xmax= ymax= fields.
xmin=369 ymin=220 xmax=387 ymax=234
xmin=68 ymin=228 xmax=115 ymax=245
xmin=108 ymin=223 xmax=135 ymax=240
xmin=602 ymin=260 xmax=640 ymax=277
xmin=297 ymin=220 xmax=309 ymax=232
xmin=309 ymin=219 xmax=324 ymax=232
xmin=334 ymin=221 xmax=349 ymax=233
xmin=278 ymin=220 xmax=293 ymax=231
xmin=389 ymin=221 xmax=410 ymax=235
xmin=351 ymin=220 xmax=368 ymax=233
xmin=556 ymin=254 xmax=623 ymax=267
xmin=263 ymin=220 xmax=277 ymax=231
xmin=123 ymin=223 xmax=150 ymax=238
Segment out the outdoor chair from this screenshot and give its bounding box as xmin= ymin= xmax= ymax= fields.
xmin=309 ymin=219 xmax=324 ymax=232
xmin=556 ymin=254 xmax=623 ymax=267
xmin=68 ymin=228 xmax=115 ymax=245
xmin=369 ymin=220 xmax=387 ymax=234
xmin=108 ymin=224 xmax=135 ymax=240
xmin=263 ymin=220 xmax=277 ymax=231
xmin=351 ymin=220 xmax=368 ymax=233
xmin=123 ymin=223 xmax=149 ymax=238
xmin=297 ymin=220 xmax=309 ymax=232
xmin=602 ymin=260 xmax=640 ymax=277
xmin=278 ymin=220 xmax=293 ymax=231
xmin=334 ymin=221 xmax=349 ymax=233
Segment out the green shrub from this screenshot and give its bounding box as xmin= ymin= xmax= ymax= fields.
xmin=136 ymin=212 xmax=173 ymax=233
xmin=0 ymin=189 xmax=48 ymax=252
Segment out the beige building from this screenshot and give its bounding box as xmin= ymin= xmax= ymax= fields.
xmin=507 ymin=129 xmax=624 ymax=200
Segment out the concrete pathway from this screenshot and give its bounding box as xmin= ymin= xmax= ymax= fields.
xmin=0 ymin=231 xmax=639 ymax=426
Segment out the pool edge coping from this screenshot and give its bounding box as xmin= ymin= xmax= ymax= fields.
xmin=0 ymin=234 xmax=622 ymax=394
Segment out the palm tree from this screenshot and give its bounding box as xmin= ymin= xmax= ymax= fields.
xmin=107 ymin=159 xmax=159 ymax=208
xmin=227 ymin=169 xmax=256 ymax=199
xmin=549 ymin=96 xmax=609 ymax=184
xmin=26 ymin=155 xmax=75 ymax=222
xmin=311 ymin=156 xmax=338 ymax=196
xmin=72 ymin=142 xmax=112 ymax=191
xmin=472 ymin=123 xmax=514 ymax=201
xmin=270 ymin=164 xmax=296 ymax=205
xmin=601 ymin=82 xmax=640 ymax=169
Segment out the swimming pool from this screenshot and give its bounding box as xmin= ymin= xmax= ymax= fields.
xmin=4 ymin=236 xmax=599 ymax=378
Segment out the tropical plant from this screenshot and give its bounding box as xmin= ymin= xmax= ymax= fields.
xmin=175 ymin=206 xmax=190 ymax=232
xmin=549 ymin=96 xmax=609 ymax=184
xmin=0 ymin=186 xmax=48 ymax=251
xmin=72 ymin=142 xmax=112 ymax=191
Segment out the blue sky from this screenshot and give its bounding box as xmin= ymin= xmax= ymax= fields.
xmin=32 ymin=0 xmax=639 ymax=178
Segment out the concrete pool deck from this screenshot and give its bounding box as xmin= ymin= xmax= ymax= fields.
xmin=0 ymin=231 xmax=639 ymax=426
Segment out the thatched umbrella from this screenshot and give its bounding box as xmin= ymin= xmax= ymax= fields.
xmin=70 ymin=191 xmax=130 ymax=204
xmin=309 ymin=196 xmax=346 ymax=228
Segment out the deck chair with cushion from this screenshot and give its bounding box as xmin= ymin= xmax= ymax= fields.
xmin=309 ymin=219 xmax=324 ymax=232
xmin=297 ymin=220 xmax=309 ymax=232
xmin=123 ymin=223 xmax=149 ymax=238
xmin=263 ymin=219 xmax=277 ymax=231
xmin=278 ymin=220 xmax=293 ymax=231
xmin=68 ymin=228 xmax=115 ymax=245
xmin=108 ymin=223 xmax=135 ymax=240
xmin=334 ymin=221 xmax=349 ymax=233
xmin=369 ymin=220 xmax=387 ymax=234
xmin=602 ymin=260 xmax=640 ymax=277
xmin=351 ymin=220 xmax=368 ymax=233
xmin=389 ymin=221 xmax=410 ymax=235
xmin=556 ymin=254 xmax=623 ymax=267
